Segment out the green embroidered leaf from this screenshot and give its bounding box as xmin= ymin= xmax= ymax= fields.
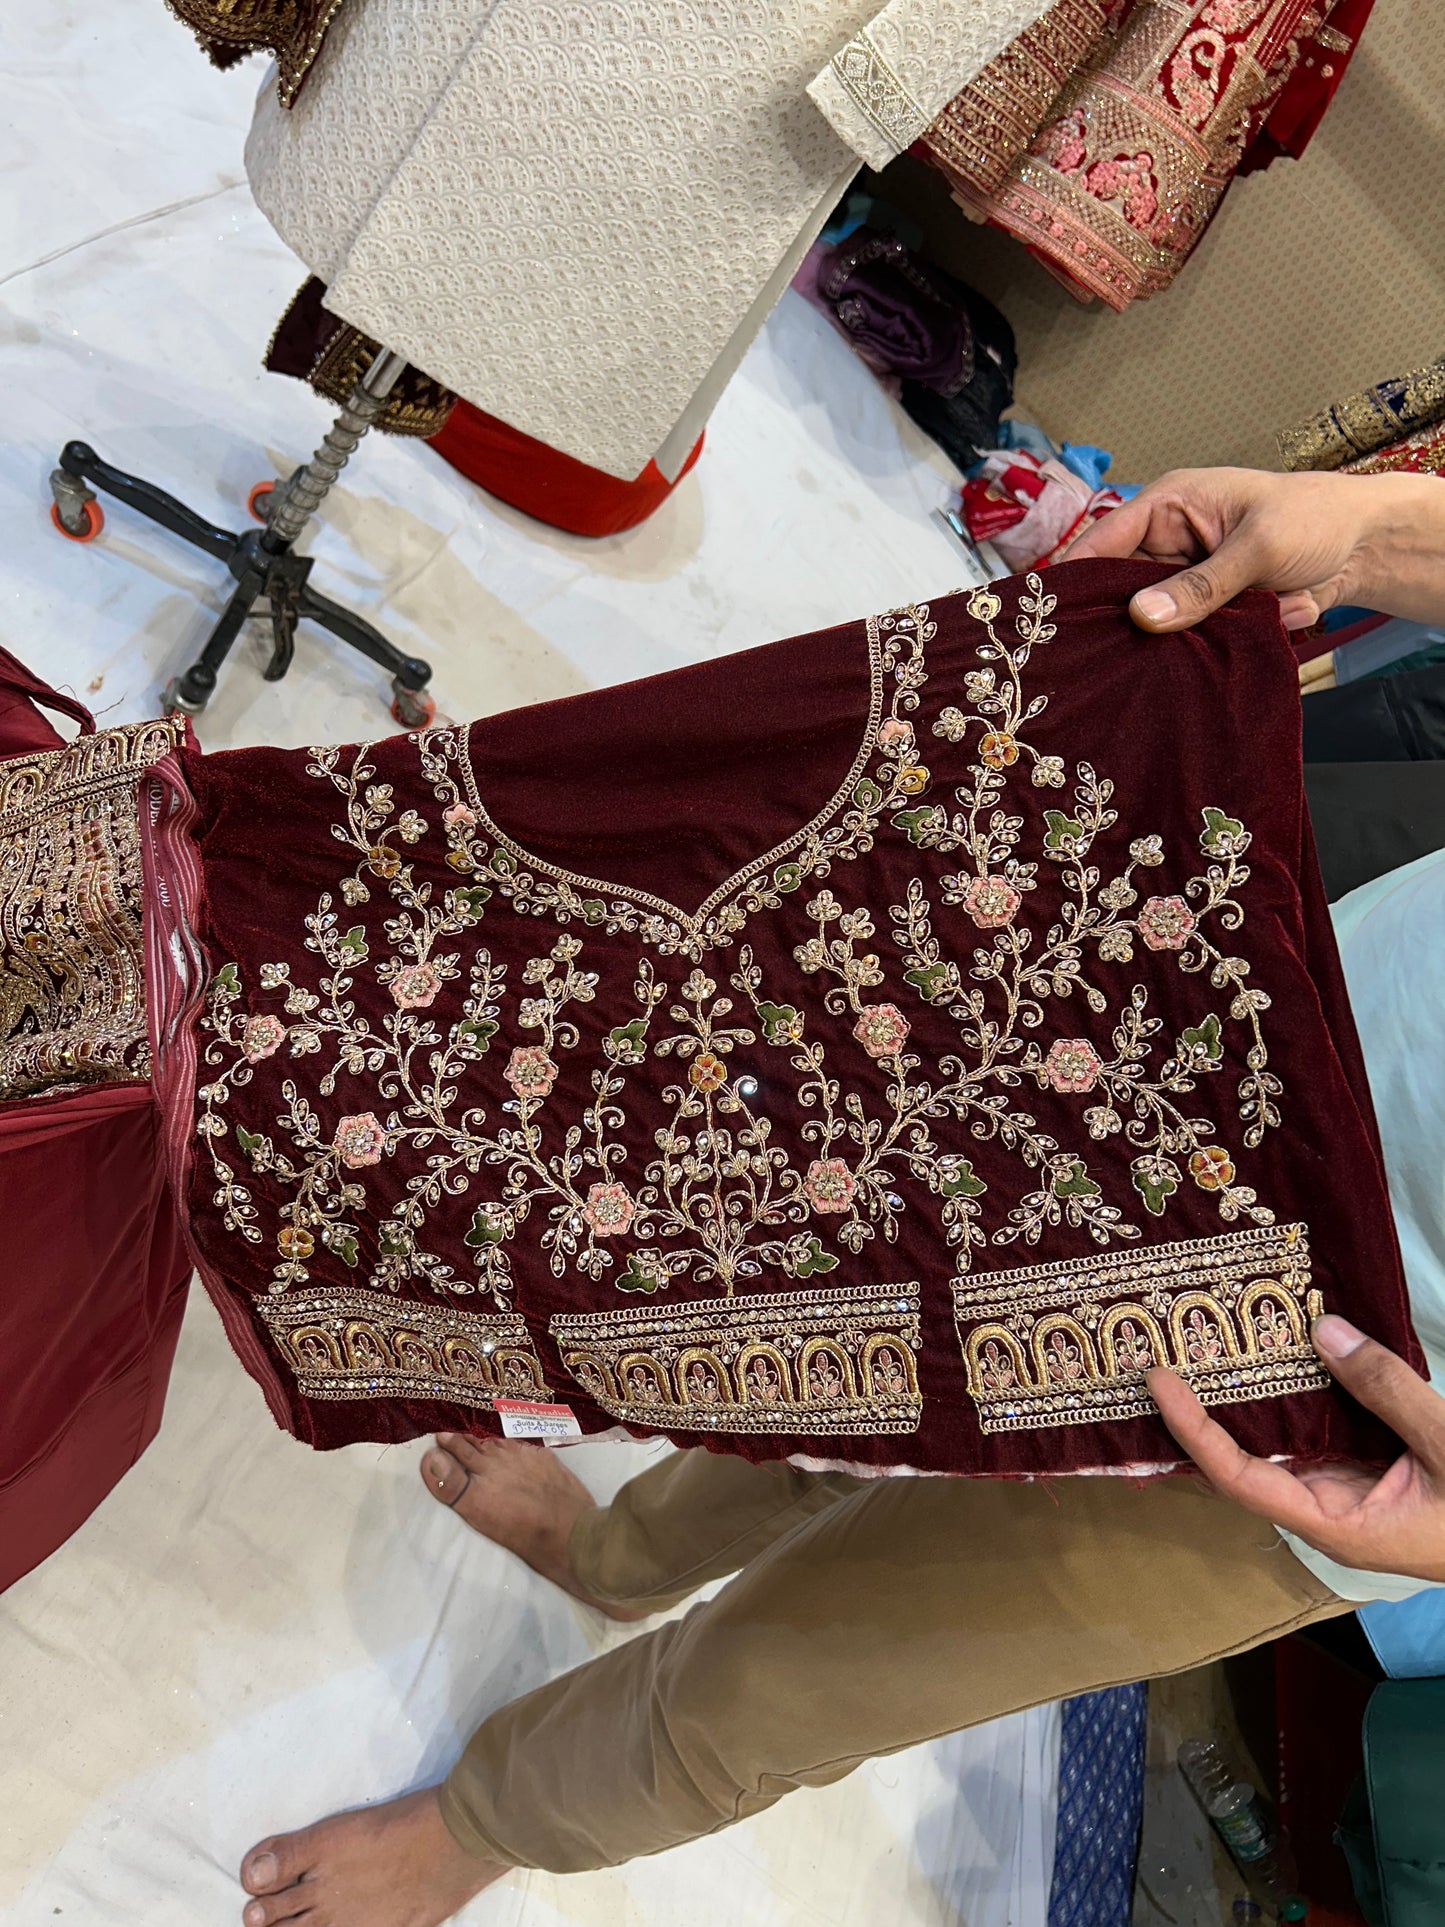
xmin=1053 ymin=1158 xmax=1100 ymax=1201
xmin=853 ymin=777 xmax=883 ymax=811
xmin=337 ymin=925 xmax=369 ymax=958
xmin=236 ymin=1125 xmax=262 ymax=1157
xmin=487 ymin=848 xmax=517 ymax=876
xmin=322 ymin=1226 xmax=359 ymax=1267
xmin=937 ymin=1158 xmax=987 ymax=1200
xmin=377 ymin=1223 xmax=408 ymax=1257
xmin=784 ymin=1233 xmax=839 ymax=1279
xmin=447 ymin=884 xmax=492 ymax=921
xmin=904 ymin=962 xmax=954 ymax=1005
xmin=1179 ymin=1013 xmax=1223 ymax=1064
xmin=616 ymin=1254 xmax=670 ymax=1294
xmin=457 ymin=1017 xmax=498 ymax=1051
xmin=464 ymin=1207 xmax=508 ymax=1249
xmin=892 ymin=804 xmax=947 ymax=846
xmin=1200 ymin=807 xmax=1245 ymax=855
xmin=581 ymin=898 xmax=609 ymax=924
xmin=1042 ymin=810 xmax=1084 ymax=854
xmin=1131 ymin=1158 xmax=1180 ymax=1217
xmin=772 ymin=861 xmax=803 ymax=893
xmin=212 ymin=962 xmax=240 ymax=999
xmin=756 ymin=1000 xmax=803 ymax=1045
xmin=607 ymin=1017 xmax=649 ymax=1057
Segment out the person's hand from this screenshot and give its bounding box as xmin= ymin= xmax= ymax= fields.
xmin=1064 ymin=466 xmax=1445 ymax=633
xmin=1148 ymin=1315 xmax=1445 ymax=1584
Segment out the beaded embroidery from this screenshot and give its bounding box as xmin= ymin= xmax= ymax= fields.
xmin=195 ymin=575 xmax=1321 ymax=1438
xmin=552 ymin=1283 xmax=923 ymax=1436
xmin=1 ymin=719 xmax=185 ymax=1099
xmin=956 ymin=1222 xmax=1326 ymax=1432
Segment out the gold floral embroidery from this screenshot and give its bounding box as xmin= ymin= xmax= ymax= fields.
xmin=551 ymin=1283 xmax=922 ymax=1435
xmin=1 ymin=718 xmax=185 ymax=1098
xmin=197 ymin=574 xmax=1315 ymax=1436
xmin=256 ymin=1285 xmax=547 ymax=1410
xmin=957 ymin=1222 xmax=1326 ymax=1430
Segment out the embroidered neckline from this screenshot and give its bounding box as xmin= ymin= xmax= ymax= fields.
xmin=439 ymin=611 xmax=913 ymax=958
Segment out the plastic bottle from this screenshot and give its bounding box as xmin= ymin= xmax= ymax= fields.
xmin=1177 ymin=1740 xmax=1309 ymax=1921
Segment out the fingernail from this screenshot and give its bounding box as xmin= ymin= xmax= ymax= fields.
xmin=248 ymin=1853 xmax=277 ymax=1886
xmin=1133 ymin=589 xmax=1177 ymax=626
xmin=244 ymin=1899 xmax=267 ymax=1925
xmin=436 ymin=1432 xmax=455 ymax=1446
xmin=1313 ymin=1314 xmax=1366 ymax=1359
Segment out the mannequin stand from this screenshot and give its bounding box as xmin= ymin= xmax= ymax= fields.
xmin=47 ymin=348 xmax=435 ymax=727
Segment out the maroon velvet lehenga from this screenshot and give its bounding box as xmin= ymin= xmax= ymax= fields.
xmin=0 ymin=656 xmax=190 ymax=1593
xmin=139 ymin=560 xmax=1419 ymax=1477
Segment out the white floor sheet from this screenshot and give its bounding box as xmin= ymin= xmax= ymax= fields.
xmin=1 ymin=8 xmax=1060 ymax=1922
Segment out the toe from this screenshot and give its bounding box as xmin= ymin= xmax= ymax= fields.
xmin=422 ymin=1445 xmax=469 ymax=1507
xmin=241 ymin=1832 xmax=314 ymax=1895
xmin=437 ymin=1430 xmax=507 ymax=1474
xmin=242 ymin=1885 xmax=314 ymax=1925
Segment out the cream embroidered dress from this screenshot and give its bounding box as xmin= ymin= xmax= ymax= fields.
xmin=244 ymin=0 xmax=1053 ymax=478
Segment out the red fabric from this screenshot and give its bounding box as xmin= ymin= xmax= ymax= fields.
xmin=1244 ymin=0 xmax=1376 ymax=171
xmin=429 ymin=401 xmax=704 ymax=537
xmin=0 ymin=664 xmax=190 ymax=1596
xmin=166 ymin=559 xmax=1421 ymax=1473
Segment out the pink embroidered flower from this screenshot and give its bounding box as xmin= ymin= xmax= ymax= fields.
xmin=334 ymin=1111 xmax=386 ymax=1168
xmin=582 ymin=1182 xmax=635 ymax=1237
xmin=1137 ymin=894 xmax=1197 ymax=951
xmin=505 ymin=1044 xmax=559 ymax=1100
xmin=853 ymin=1003 xmax=910 ymax=1059
xmin=962 ymin=874 xmax=1023 ymax=930
xmin=443 ymin=802 xmax=477 ymax=829
xmin=241 ymin=1014 xmax=286 ymax=1063
xmin=1188 ymin=1144 xmax=1235 ymax=1192
xmin=877 ymin=718 xmax=913 ymax=749
xmin=803 ymin=1158 xmax=857 ymax=1214
xmin=390 ymin=961 xmax=442 ymax=1009
xmin=979 ymin=730 xmax=1020 ymax=770
xmin=1042 ymin=1037 xmax=1103 ymax=1094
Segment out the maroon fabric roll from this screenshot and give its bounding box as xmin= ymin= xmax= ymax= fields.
xmin=164 ymin=559 xmax=1422 ymax=1476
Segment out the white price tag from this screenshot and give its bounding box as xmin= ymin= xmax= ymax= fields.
xmin=495 ymin=1398 xmax=583 ymax=1442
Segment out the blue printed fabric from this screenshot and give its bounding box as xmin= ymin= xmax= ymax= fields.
xmin=1047 ymin=1683 xmax=1148 ymax=1927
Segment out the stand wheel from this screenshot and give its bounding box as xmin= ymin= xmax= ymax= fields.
xmin=50 ymin=498 xmax=104 ymax=544
xmin=248 ymin=481 xmax=276 ymax=523
xmin=390 ymin=681 xmax=436 ymax=730
xmin=161 ymin=675 xmax=209 ymax=718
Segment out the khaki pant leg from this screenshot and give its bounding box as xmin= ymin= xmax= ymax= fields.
xmin=441 ymin=1470 xmax=1343 ymax=1872
xmin=570 ymin=1446 xmax=861 ymax=1612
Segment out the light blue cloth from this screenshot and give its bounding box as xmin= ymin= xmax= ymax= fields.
xmin=1360 ymin=1589 xmax=1445 ymax=1678
xmin=1284 ymin=847 xmax=1445 ymax=1602
xmin=1336 ymin=618 xmax=1445 ymax=684
xmin=1047 ymin=1684 xmax=1147 ymax=1927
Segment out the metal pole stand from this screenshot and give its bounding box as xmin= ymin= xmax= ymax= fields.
xmin=46 ymin=348 xmax=435 ymax=728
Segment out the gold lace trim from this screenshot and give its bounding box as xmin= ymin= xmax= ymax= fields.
xmin=163 ymin=0 xmax=349 ymax=107
xmin=1 ymin=718 xmax=185 ymax=1099
xmin=552 ymin=1283 xmax=922 ymax=1435
xmin=257 ymin=1286 xmax=548 ymax=1409
xmin=955 ymin=1222 xmax=1327 ymax=1432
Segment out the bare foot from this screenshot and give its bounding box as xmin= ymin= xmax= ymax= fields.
xmin=421 ymin=1432 xmax=649 ymax=1621
xmin=240 ymin=1786 xmax=504 ymax=1926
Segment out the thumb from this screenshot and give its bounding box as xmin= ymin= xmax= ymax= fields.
xmin=1312 ymin=1315 xmax=1445 ymax=1472
xmin=1129 ymin=534 xmax=1267 ymax=633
